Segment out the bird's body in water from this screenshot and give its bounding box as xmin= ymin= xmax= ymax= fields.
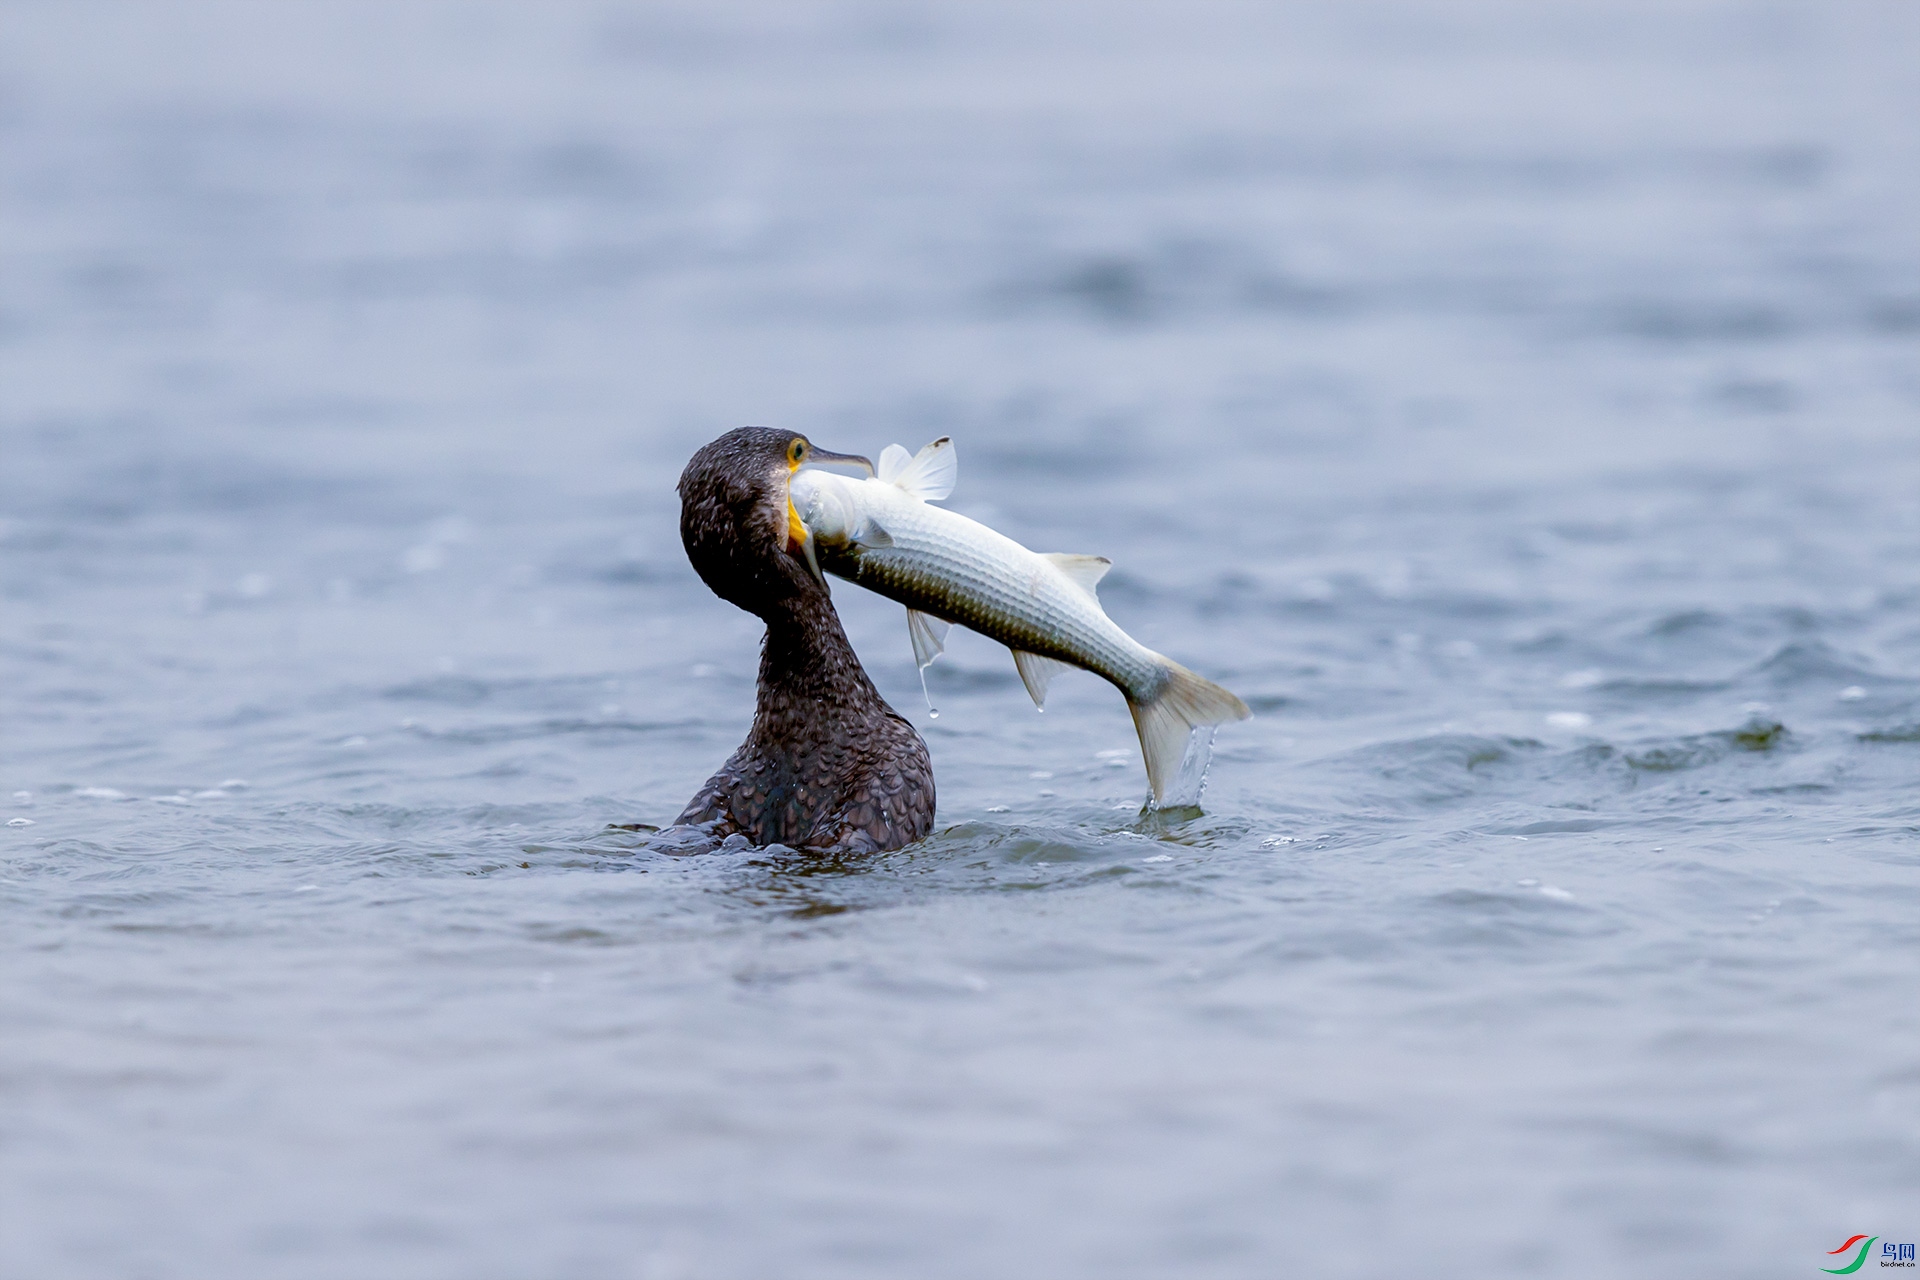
xmin=669 ymin=427 xmax=934 ymax=854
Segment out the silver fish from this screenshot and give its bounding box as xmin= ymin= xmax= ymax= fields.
xmin=789 ymin=437 xmax=1249 ymax=804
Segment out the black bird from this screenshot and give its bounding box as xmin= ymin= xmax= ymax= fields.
xmin=670 ymin=427 xmax=936 ymax=853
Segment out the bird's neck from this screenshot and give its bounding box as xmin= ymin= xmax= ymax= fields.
xmin=754 ymin=591 xmax=885 ymax=718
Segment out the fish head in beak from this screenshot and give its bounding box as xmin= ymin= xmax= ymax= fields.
xmin=677 ymin=427 xmax=872 ymax=614
xmin=781 ymin=436 xmax=872 ymax=592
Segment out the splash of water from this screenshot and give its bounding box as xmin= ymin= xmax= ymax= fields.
xmin=1153 ymin=725 xmax=1217 ymax=809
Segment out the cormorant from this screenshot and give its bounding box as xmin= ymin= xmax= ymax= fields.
xmin=669 ymin=427 xmax=935 ymax=853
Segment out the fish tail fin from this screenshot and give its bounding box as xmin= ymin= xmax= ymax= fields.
xmin=1127 ymin=658 xmax=1251 ymax=805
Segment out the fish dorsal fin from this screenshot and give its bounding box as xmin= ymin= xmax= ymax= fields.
xmin=906 ymin=609 xmax=950 ymax=670
xmin=1042 ymin=553 xmax=1112 ymax=599
xmin=1012 ymin=650 xmax=1074 ymax=709
xmin=876 ymin=444 xmax=913 ymax=485
xmin=891 ymin=437 xmax=955 ymax=502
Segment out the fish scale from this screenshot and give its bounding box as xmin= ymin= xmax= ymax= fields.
xmin=812 ymin=475 xmax=1158 ymax=692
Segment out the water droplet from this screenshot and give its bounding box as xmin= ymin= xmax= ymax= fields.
xmin=916 ymin=664 xmax=939 ymax=719
xmin=7 ymin=817 xmax=33 ymax=827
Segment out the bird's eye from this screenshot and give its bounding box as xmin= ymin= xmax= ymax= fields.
xmin=788 ymin=439 xmax=808 ymax=465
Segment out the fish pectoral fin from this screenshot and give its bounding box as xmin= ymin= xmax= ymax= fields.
xmin=906 ymin=609 xmax=951 ymax=670
xmin=850 ymin=515 xmax=894 ymax=548
xmin=1041 ymin=553 xmax=1112 ymax=599
xmin=876 ymin=444 xmax=914 ymax=485
xmin=892 ymin=437 xmax=956 ymax=502
xmin=1012 ymin=650 xmax=1074 ymax=709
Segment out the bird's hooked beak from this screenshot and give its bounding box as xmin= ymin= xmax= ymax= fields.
xmin=786 ymin=445 xmax=872 ymax=591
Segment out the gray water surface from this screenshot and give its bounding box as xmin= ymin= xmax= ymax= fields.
xmin=5 ymin=3 xmax=1920 ymax=1277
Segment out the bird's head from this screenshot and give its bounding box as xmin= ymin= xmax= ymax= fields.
xmin=677 ymin=427 xmax=872 ymax=615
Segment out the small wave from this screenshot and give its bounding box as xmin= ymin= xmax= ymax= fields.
xmin=1606 ymin=298 xmax=1798 ymax=344
xmin=1623 ymin=718 xmax=1789 ymax=773
xmin=1427 ymin=887 xmax=1586 ymax=915
xmin=522 ymin=923 xmax=623 ymax=946
xmin=379 ymin=673 xmax=650 ymax=713
xmin=1587 ymin=640 xmax=1911 ymax=708
xmin=990 ymin=242 xmax=1359 ymax=327
xmin=1644 ymin=608 xmax=1727 ymax=638
xmin=1496 ymin=818 xmax=1619 ymax=835
xmin=383 ymin=675 xmax=495 ymax=705
xmin=1194 ymin=573 xmax=1521 ymax=621
xmin=1591 ymin=675 xmax=1732 ymax=701
xmin=1746 ymin=640 xmax=1898 ymax=690
xmin=926 ymin=821 xmax=1123 ymax=866
xmin=404 ymin=717 xmax=693 ymax=746
xmin=1416 ymin=887 xmax=1606 ymax=949
xmin=1323 ymin=733 xmax=1545 ymax=809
